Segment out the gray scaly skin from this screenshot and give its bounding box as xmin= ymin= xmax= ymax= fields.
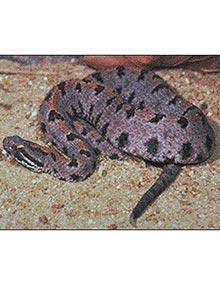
xmin=3 ymin=66 xmax=215 ymax=225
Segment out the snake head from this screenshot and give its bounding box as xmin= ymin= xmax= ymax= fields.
xmin=3 ymin=135 xmax=45 ymax=172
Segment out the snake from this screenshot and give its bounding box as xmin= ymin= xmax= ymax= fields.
xmin=3 ymin=66 xmax=215 ymax=226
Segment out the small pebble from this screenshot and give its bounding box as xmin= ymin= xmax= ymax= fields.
xmin=27 ymin=80 xmax=33 ymax=86
xmin=32 ymin=179 xmax=38 ymax=185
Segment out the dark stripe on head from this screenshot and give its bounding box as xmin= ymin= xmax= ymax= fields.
xmin=137 ymin=69 xmax=149 ymax=81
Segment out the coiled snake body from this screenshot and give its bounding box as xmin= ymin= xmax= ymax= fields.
xmin=3 ymin=67 xmax=215 ymax=225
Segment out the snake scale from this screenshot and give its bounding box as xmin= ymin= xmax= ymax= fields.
xmin=3 ymin=66 xmax=215 ymax=225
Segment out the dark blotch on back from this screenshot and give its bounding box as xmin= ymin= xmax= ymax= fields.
xmin=80 ymin=149 xmax=91 ymax=157
xmin=100 ymin=122 xmax=110 ymax=137
xmin=168 ymin=95 xmax=181 ymax=105
xmin=106 ymin=96 xmax=116 ymax=106
xmin=138 ymin=101 xmax=145 ymax=110
xmin=205 ymin=135 xmax=213 ymax=152
xmin=126 ymin=108 xmax=135 ymax=119
xmin=48 ymin=110 xmax=64 ymax=122
xmin=116 ymin=66 xmax=125 ymax=78
xmin=45 ymin=91 xmax=52 ymax=102
xmin=66 ymin=133 xmax=75 ymax=141
xmin=149 ymin=113 xmax=166 ymax=123
xmin=137 ymin=69 xmax=149 ymax=81
xmin=92 ymin=72 xmax=104 ymax=83
xmin=151 ymin=83 xmax=168 ymax=94
xmin=109 ymin=153 xmax=119 ymax=160
xmin=181 ymin=142 xmax=192 ymax=160
xmin=116 ymin=87 xmax=122 ymax=94
xmin=94 ymin=85 xmax=105 ymax=95
xmin=70 ymin=174 xmax=80 ymax=181
xmin=145 ymin=137 xmax=159 ymax=156
xmin=177 ymin=117 xmax=188 ymax=128
xmin=68 ymin=158 xmax=78 ymax=167
xmin=115 ymin=103 xmax=124 ymax=113
xmin=117 ymin=132 xmax=129 ymax=148
xmin=57 ymin=82 xmax=66 ymax=97
xmin=127 ymin=91 xmax=135 ymax=104
xmin=40 ymin=122 xmax=47 ymax=134
xmin=75 ymin=83 xmax=82 ymax=92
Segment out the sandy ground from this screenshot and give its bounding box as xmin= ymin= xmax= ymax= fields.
xmin=0 ymin=58 xmax=219 ymax=229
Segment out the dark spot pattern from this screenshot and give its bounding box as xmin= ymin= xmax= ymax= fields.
xmin=127 ymin=91 xmax=135 ymax=104
xmin=138 ymin=101 xmax=145 ymax=110
xmin=109 ymin=153 xmax=119 ymax=160
xmin=116 ymin=66 xmax=125 ymax=77
xmin=115 ymin=103 xmax=124 ymax=113
xmin=40 ymin=122 xmax=47 ymax=134
xmin=182 ymin=106 xmax=197 ymax=116
xmin=92 ymin=72 xmax=104 ymax=83
xmin=94 ymin=113 xmax=102 ymax=127
xmin=50 ymin=153 xmax=57 ymax=161
xmin=168 ymin=95 xmax=181 ymax=105
xmin=116 ymin=87 xmax=122 ymax=94
xmin=145 ymin=137 xmax=159 ymax=156
xmin=88 ymin=104 xmax=94 ymax=119
xmin=137 ymin=69 xmax=149 ymax=81
xmin=48 ymin=110 xmax=64 ymax=122
xmin=177 ymin=117 xmax=188 ymax=128
xmin=94 ymin=85 xmax=105 ymax=95
xmin=149 ymin=114 xmax=166 ymax=123
xmin=101 ymin=122 xmax=110 ymax=137
xmin=57 ymin=82 xmax=66 ymax=97
xmin=75 ymin=83 xmax=82 ymax=92
xmin=117 ymin=132 xmax=129 ymax=148
xmin=80 ymin=149 xmax=91 ymax=157
xmin=151 ymin=83 xmax=168 ymax=94
xmin=205 ymin=135 xmax=213 ymax=151
xmin=94 ymin=148 xmax=101 ymax=155
xmin=62 ymin=146 xmax=69 ymax=156
xmin=70 ymin=174 xmax=80 ymax=181
xmin=106 ymin=96 xmax=116 ymax=106
xmin=68 ymin=158 xmax=78 ymax=167
xmin=78 ymin=100 xmax=84 ymax=115
xmin=126 ymin=108 xmax=135 ymax=119
xmin=81 ymin=128 xmax=88 ymax=136
xmin=66 ymin=133 xmax=75 ymax=141
xmin=45 ymin=92 xmax=52 ymax=102
xmin=66 ymin=111 xmax=77 ymax=121
xmin=181 ymin=142 xmax=192 ymax=160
